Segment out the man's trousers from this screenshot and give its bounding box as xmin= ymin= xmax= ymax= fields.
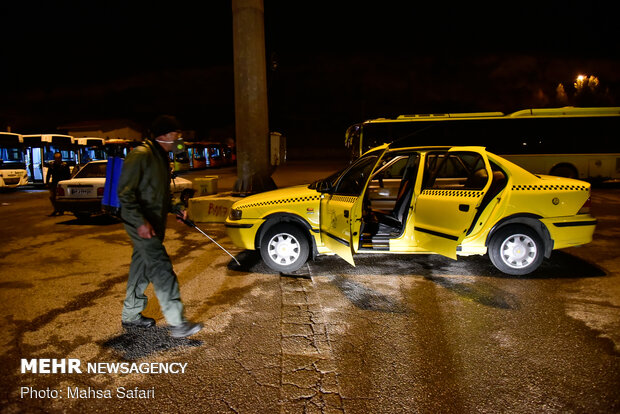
xmin=121 ymin=232 xmax=185 ymax=326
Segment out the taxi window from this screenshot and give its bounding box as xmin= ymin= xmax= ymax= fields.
xmin=333 ymin=154 xmax=379 ymax=195
xmin=372 ymin=155 xmax=409 ymax=180
xmin=423 ymin=151 xmax=488 ymax=190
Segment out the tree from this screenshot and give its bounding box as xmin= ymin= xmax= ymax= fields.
xmin=555 ymin=83 xmax=568 ymax=105
xmin=555 ymin=75 xmax=614 ymax=107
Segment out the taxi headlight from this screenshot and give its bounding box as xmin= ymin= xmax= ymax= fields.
xmin=229 ymin=208 xmax=242 ymax=220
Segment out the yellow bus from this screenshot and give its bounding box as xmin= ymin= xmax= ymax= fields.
xmin=345 ymin=107 xmax=620 ymax=181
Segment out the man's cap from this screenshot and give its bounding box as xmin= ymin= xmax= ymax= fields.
xmin=150 ymin=115 xmax=182 ymax=138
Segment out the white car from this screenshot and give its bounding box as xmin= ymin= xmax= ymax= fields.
xmin=55 ymin=160 xmax=195 ymax=220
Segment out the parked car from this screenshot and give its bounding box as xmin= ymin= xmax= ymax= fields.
xmin=55 ymin=160 xmax=195 ymax=220
xmin=226 ymin=145 xmax=597 ymax=275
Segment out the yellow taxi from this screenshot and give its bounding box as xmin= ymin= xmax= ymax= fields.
xmin=226 ymin=145 xmax=596 ymax=275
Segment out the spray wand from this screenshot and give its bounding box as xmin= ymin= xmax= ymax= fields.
xmin=176 ymin=213 xmax=241 ymax=266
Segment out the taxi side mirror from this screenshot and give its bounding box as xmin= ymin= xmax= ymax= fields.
xmin=316 ymin=179 xmax=333 ymax=194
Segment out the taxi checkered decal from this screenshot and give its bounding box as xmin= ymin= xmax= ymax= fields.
xmin=422 ymin=189 xmax=484 ymax=198
xmin=511 ymin=184 xmax=589 ymax=191
xmin=237 ymin=195 xmax=321 ymax=209
xmin=331 ymin=195 xmax=358 ymax=203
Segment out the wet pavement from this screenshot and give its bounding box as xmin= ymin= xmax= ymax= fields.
xmin=0 ymin=163 xmax=619 ymax=413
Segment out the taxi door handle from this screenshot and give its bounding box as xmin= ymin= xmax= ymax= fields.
xmin=459 ymin=204 xmax=469 ymax=212
xmin=344 ymin=210 xmax=349 ymax=218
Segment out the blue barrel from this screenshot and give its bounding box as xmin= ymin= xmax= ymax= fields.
xmin=102 ymin=156 xmax=124 ymax=215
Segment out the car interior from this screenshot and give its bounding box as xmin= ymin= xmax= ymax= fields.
xmin=358 ymin=150 xmax=508 ymax=251
xmin=360 ymin=153 xmax=420 ymax=250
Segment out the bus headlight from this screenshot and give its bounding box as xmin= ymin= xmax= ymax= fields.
xmin=229 ymin=208 xmax=242 ymax=221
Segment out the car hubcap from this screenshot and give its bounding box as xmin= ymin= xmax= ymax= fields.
xmin=267 ymin=233 xmax=300 ymax=266
xmin=500 ymin=234 xmax=537 ymax=269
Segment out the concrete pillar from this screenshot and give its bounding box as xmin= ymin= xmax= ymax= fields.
xmin=232 ymin=0 xmax=276 ymax=195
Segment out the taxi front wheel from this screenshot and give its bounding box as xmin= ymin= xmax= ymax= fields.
xmin=489 ymin=225 xmax=544 ymax=275
xmin=260 ymin=224 xmax=310 ymax=273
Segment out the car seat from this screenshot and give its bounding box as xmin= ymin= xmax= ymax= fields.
xmin=369 ymin=156 xmax=419 ymax=232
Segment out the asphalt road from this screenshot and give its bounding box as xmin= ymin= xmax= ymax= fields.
xmin=0 ymin=164 xmax=619 ymax=413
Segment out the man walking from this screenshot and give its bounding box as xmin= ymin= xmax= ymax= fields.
xmin=46 ymin=152 xmax=71 ymax=216
xmin=118 ymin=115 xmax=202 ymax=338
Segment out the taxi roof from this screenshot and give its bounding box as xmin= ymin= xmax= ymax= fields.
xmin=362 ymin=144 xmax=487 ymax=157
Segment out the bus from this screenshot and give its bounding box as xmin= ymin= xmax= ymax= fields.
xmin=22 ymin=134 xmax=78 ymax=184
xmin=187 ymin=142 xmax=207 ymax=170
xmin=76 ymin=137 xmax=107 ymax=165
xmin=171 ymin=150 xmax=190 ymax=172
xmin=171 ymin=142 xmax=235 ymax=171
xmin=345 ymin=107 xmax=620 ymax=181
xmin=104 ymin=138 xmax=141 ymax=158
xmin=0 ymin=132 xmax=29 ymax=189
xmin=205 ymin=142 xmax=232 ymax=168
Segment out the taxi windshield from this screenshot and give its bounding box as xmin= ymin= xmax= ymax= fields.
xmin=308 ymin=150 xmax=383 ymax=192
xmin=308 ymin=168 xmax=345 ymax=190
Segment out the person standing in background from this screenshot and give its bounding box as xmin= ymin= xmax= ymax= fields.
xmin=46 ymin=152 xmax=71 ymax=216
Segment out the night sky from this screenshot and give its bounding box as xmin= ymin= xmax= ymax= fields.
xmin=1 ymin=1 xmax=619 ymax=154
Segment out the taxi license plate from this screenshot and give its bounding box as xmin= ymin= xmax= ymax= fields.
xmin=71 ymin=188 xmax=92 ymax=196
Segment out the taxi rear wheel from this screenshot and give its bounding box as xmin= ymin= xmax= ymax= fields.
xmin=260 ymin=224 xmax=309 ymax=273
xmin=489 ymin=225 xmax=544 ymax=275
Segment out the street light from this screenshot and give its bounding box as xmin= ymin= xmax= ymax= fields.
xmin=574 ymin=74 xmax=599 ymax=91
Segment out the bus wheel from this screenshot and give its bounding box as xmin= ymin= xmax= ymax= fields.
xmin=488 ymin=225 xmax=544 ymax=275
xmin=260 ymin=224 xmax=309 ymax=273
xmin=550 ymin=164 xmax=578 ymax=179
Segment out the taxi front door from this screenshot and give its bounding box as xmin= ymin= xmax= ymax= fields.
xmin=319 ymin=152 xmax=383 ymax=266
xmin=320 ymin=194 xmax=360 ymax=265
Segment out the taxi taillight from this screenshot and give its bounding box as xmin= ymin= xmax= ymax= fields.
xmin=57 ymin=186 xmax=65 ymax=196
xmin=578 ymin=196 xmax=591 ymax=214
xmin=97 ymin=187 xmax=104 ymax=197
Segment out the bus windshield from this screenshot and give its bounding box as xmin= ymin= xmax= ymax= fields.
xmin=1 ymin=147 xmax=25 ymax=164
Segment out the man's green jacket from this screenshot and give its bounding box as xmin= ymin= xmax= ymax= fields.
xmin=117 ymin=139 xmax=183 ymax=239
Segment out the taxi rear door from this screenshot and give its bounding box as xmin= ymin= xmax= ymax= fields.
xmin=413 ymin=147 xmax=492 ymax=259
